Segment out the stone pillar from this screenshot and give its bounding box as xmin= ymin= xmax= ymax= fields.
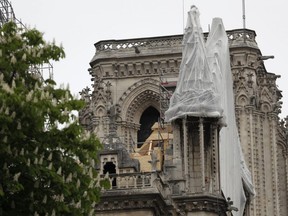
xmin=183 ymin=118 xmax=189 ymax=191
xmin=171 ymin=117 xmax=227 ymax=215
xmin=199 ymin=118 xmax=205 ymax=192
xmin=270 ymin=114 xmax=280 ymax=216
xmin=171 ymin=121 xmax=184 ymax=185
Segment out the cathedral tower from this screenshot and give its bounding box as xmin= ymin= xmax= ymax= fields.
xmin=79 ymin=5 xmax=288 ymax=216
xmin=230 ymin=28 xmax=288 ymax=215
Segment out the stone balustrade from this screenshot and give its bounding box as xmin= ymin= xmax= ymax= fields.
xmin=94 ymin=35 xmax=183 ymax=52
xmin=94 ymin=29 xmax=257 ymax=53
xmin=226 ymin=29 xmax=256 ymax=42
xmin=100 ymin=172 xmax=154 ymax=190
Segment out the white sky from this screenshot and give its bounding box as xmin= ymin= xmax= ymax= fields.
xmin=12 ymin=0 xmax=288 ymax=118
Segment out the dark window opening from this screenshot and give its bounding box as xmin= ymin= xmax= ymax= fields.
xmin=137 ymin=106 xmax=159 ymax=148
xmin=103 ymin=162 xmax=116 ymax=186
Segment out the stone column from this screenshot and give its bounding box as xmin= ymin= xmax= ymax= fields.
xmin=183 ymin=118 xmax=189 ymax=191
xmin=199 ymin=118 xmax=205 ymax=192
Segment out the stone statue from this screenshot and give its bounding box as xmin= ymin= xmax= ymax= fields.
xmin=148 ymin=150 xmax=159 ymax=172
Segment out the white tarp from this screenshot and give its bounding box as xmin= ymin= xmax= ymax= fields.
xmin=165 ymin=6 xmax=223 ymax=122
xmin=165 ymin=6 xmax=255 ymax=215
xmin=207 ymin=17 xmax=255 ymax=215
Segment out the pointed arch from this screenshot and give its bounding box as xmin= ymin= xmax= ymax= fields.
xmin=236 ymin=94 xmax=249 ymax=106
xmin=117 ymin=78 xmax=161 ymax=147
xmin=118 ymin=78 xmax=160 ymax=123
xmin=260 ymin=87 xmax=273 ymax=103
xmin=137 ymin=106 xmax=160 ymax=146
xmin=95 ymin=105 xmax=106 ymax=117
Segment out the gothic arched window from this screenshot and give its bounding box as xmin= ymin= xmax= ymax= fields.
xmin=137 ymin=106 xmax=159 ymax=147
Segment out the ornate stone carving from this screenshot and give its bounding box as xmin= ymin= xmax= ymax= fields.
xmin=173 ymin=195 xmax=227 ymax=215
xmin=82 ymin=29 xmax=287 ymax=215
xmin=118 ymin=78 xmax=160 ymax=107
xmin=148 ymin=150 xmax=159 ymax=172
xmin=95 ymin=192 xmax=169 ymax=215
xmin=79 ymin=86 xmax=91 ymax=103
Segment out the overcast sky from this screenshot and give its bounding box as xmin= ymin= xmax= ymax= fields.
xmin=12 ymin=0 xmax=288 ymax=118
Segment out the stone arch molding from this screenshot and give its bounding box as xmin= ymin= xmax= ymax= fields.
xmin=118 ymin=78 xmax=160 ymax=123
xmin=260 ymin=87 xmax=273 ymax=104
xmin=277 ymin=141 xmax=288 ymax=158
xmin=95 ymin=105 xmax=106 ymax=117
xmin=236 ymin=94 xmax=249 ymax=106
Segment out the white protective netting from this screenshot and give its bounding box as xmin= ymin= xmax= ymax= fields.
xmin=165 ymin=6 xmax=223 ymax=122
xmin=165 ymin=6 xmax=255 ymax=215
xmin=207 ymin=17 xmax=255 ymax=215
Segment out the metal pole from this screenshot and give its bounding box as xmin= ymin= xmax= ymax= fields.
xmin=242 ymin=0 xmax=246 ymax=29
xmin=182 ymin=0 xmax=185 ymax=33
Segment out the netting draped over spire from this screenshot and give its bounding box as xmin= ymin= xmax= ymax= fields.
xmin=165 ymin=6 xmax=255 ymax=214
xmin=165 ymin=6 xmax=223 ymax=122
xmin=206 ymin=17 xmax=255 ymax=215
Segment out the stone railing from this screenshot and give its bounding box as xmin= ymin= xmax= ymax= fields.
xmin=95 ymin=35 xmax=183 ymax=52
xmin=100 ymin=172 xmax=154 ymax=190
xmin=226 ymin=29 xmax=256 ymax=43
xmin=94 ymin=29 xmax=257 ymax=53
xmin=95 ymin=40 xmax=148 ymax=51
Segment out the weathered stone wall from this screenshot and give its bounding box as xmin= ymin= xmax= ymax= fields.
xmin=81 ymin=30 xmax=288 ymax=216
xmin=96 ymin=210 xmax=154 ymax=216
xmin=187 ymin=212 xmax=219 ymax=216
xmin=230 ymin=43 xmax=286 ymax=215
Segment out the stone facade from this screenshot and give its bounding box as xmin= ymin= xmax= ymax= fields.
xmin=79 ymin=29 xmax=288 ymax=215
xmin=229 ymin=31 xmax=288 ymax=216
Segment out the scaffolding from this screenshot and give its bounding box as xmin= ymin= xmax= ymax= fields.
xmin=159 ymin=69 xmax=175 ymax=126
xmin=0 ymin=0 xmax=15 ymax=26
xmin=0 ymin=0 xmax=53 ymax=80
xmin=158 ymin=69 xmax=175 ymax=167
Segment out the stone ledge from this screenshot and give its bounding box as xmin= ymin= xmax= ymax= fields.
xmin=172 ymin=194 xmax=227 ymax=215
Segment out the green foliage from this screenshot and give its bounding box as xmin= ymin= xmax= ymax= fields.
xmin=0 ymin=22 xmax=107 ymax=216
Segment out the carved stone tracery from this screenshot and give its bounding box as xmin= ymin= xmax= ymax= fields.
xmin=173 ymin=195 xmax=227 ymax=215
xmin=79 ymin=30 xmax=288 ymax=216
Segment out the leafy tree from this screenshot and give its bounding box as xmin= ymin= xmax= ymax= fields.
xmin=0 ymin=22 xmax=107 ymax=216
